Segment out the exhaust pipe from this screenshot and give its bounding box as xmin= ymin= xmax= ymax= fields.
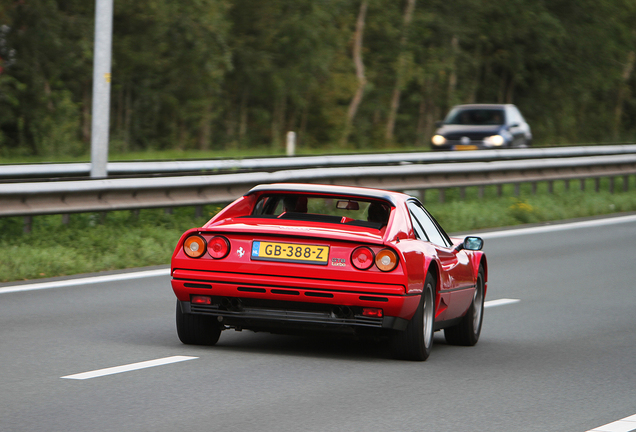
xmin=332 ymin=305 xmax=352 ymax=318
xmin=230 ymin=298 xmax=242 ymax=310
xmin=220 ymin=297 xmax=243 ymax=311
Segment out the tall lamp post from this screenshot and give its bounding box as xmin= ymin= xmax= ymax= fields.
xmin=90 ymin=0 xmax=113 ymax=178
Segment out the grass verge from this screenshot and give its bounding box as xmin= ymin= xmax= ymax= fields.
xmin=1 ymin=178 xmax=635 ymax=283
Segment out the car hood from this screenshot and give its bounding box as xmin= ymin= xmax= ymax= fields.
xmin=436 ymin=124 xmax=503 ymax=136
xmin=203 ymin=217 xmax=387 ymax=244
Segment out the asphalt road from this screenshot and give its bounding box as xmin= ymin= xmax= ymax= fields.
xmin=1 ymin=216 xmax=635 ymax=432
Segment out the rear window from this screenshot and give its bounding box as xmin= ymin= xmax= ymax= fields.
xmin=246 ymin=194 xmax=392 ymax=229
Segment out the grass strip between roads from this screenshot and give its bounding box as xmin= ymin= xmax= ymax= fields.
xmin=1 ymin=178 xmax=635 ymax=283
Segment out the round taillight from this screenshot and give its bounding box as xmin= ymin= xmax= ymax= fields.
xmin=184 ymin=235 xmax=206 ymax=258
xmin=351 ymin=247 xmax=375 ymax=270
xmin=207 ymin=236 xmax=230 ymax=259
xmin=375 ymin=248 xmax=398 ymax=272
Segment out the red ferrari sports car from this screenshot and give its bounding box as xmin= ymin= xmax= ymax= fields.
xmin=171 ymin=183 xmax=487 ymax=361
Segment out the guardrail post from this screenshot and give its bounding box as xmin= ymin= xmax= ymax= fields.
xmin=623 ymin=175 xmax=629 ymax=192
xmin=478 ymin=186 xmax=484 ymax=199
xmin=419 ymin=189 xmax=426 ymax=203
xmin=580 ymin=179 xmax=586 ymax=191
xmin=497 ymin=185 xmax=503 ymax=197
xmin=62 ymin=214 xmax=70 ymax=225
xmin=595 ymin=178 xmax=601 ymax=192
xmin=548 ymin=181 xmax=554 ymax=194
xmin=165 ymin=208 xmax=173 ymax=215
xmin=609 ymin=177 xmax=615 ymax=193
xmin=23 ymin=216 xmax=33 ymax=234
xmin=195 ymin=206 xmax=203 ymax=218
xmin=439 ymin=189 xmax=445 ymax=203
xmin=531 ymin=182 xmax=537 ymax=194
xmin=564 ymin=179 xmax=570 ymax=191
xmin=460 ymin=187 xmax=466 ymax=200
xmin=514 ymin=183 xmax=520 ymax=196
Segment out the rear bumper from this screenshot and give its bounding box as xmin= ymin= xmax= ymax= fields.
xmin=179 ymin=300 xmax=408 ymax=331
xmin=171 ymin=268 xmax=418 ymax=331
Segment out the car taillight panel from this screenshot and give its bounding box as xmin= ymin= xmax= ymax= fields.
xmin=351 ymin=247 xmax=375 ymax=270
xmin=183 ymin=235 xmax=207 ymax=258
xmin=351 ymin=246 xmax=398 ymax=271
xmin=208 ymin=235 xmax=230 ymax=259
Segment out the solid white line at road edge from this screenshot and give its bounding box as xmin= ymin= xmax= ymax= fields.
xmin=478 ymin=214 xmax=636 ymax=239
xmin=484 ymin=298 xmax=520 ymax=308
xmin=0 ymin=268 xmax=170 ymax=295
xmin=61 ymin=356 xmax=198 ymax=380
xmin=586 ymin=413 xmax=636 ymax=432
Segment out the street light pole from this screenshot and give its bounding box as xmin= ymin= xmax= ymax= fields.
xmin=90 ymin=0 xmax=113 ymax=178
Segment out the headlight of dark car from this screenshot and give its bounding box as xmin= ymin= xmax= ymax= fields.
xmin=431 ymin=135 xmax=446 ymax=146
xmin=483 ymin=135 xmax=505 ymax=147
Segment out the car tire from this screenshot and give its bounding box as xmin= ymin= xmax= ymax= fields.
xmin=392 ymin=272 xmax=436 ymax=361
xmin=444 ymin=265 xmax=485 ymax=346
xmin=176 ymin=301 xmax=222 ymax=346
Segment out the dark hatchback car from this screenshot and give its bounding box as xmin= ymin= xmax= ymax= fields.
xmin=430 ymin=104 xmax=532 ymax=151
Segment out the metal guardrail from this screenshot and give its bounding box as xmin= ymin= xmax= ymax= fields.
xmin=2 ymin=154 xmax=636 ymax=218
xmin=3 ymin=144 xmax=636 ymax=179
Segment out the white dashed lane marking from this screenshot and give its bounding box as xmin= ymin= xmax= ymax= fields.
xmin=484 ymin=298 xmax=520 ymax=308
xmin=587 ymin=414 xmax=636 ymax=432
xmin=61 ymin=356 xmax=197 ymax=380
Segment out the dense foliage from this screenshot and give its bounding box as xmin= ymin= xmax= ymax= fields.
xmin=1 ymin=0 xmax=636 ymax=159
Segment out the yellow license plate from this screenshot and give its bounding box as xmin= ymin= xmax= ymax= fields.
xmin=455 ymin=145 xmax=478 ymax=151
xmin=251 ymin=241 xmax=329 ymax=265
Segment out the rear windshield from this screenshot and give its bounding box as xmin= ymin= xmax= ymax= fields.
xmin=445 ymin=108 xmax=505 ymax=125
xmin=246 ymin=194 xmax=392 ymax=229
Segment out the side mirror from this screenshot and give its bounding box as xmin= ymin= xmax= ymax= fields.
xmin=435 ymin=120 xmax=443 ymax=128
xmin=454 ymin=236 xmax=484 ymax=252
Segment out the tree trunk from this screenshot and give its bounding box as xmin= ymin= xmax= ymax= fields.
xmin=124 ymin=87 xmax=132 ymax=151
xmin=238 ymin=88 xmax=249 ymax=145
xmin=199 ymin=102 xmax=212 ymax=151
xmin=385 ymin=0 xmax=417 ymax=143
xmin=341 ymin=0 xmax=368 ymax=146
xmin=271 ymin=92 xmax=287 ymax=151
xmin=614 ymin=51 xmax=635 ymax=140
xmin=82 ymin=84 xmax=91 ymax=144
xmin=505 ymin=73 xmax=515 ymax=103
xmin=447 ymin=35 xmax=459 ymax=107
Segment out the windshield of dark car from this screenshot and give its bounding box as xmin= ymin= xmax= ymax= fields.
xmin=247 ymin=194 xmax=391 ymax=229
xmin=445 ymin=108 xmax=505 ymax=125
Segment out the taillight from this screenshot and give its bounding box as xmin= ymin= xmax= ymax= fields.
xmin=351 ymin=247 xmax=375 ymax=270
xmin=208 ymin=236 xmax=230 ymax=259
xmin=362 ymin=308 xmax=383 ymax=317
xmin=183 ymin=235 xmax=206 ymax=258
xmin=191 ymin=295 xmax=212 ymax=305
xmin=375 ymin=248 xmax=398 ymax=272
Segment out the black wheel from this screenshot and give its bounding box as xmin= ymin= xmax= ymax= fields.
xmin=176 ymin=301 xmax=222 ymax=346
xmin=444 ymin=265 xmax=485 ymax=346
xmin=392 ymin=272 xmax=436 ymax=361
